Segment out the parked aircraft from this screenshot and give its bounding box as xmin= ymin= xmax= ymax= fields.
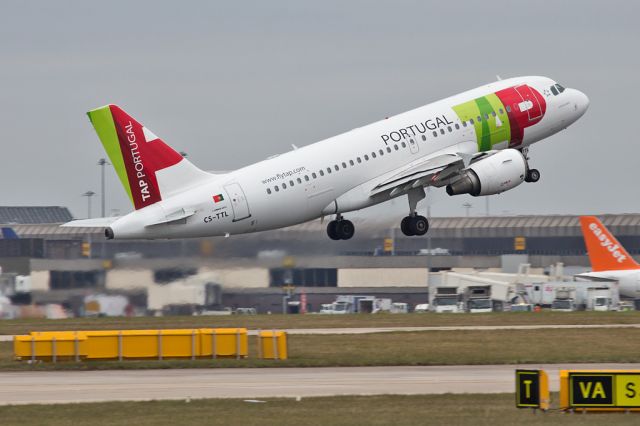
xmin=579 ymin=216 xmax=640 ymax=298
xmin=65 ymin=76 xmax=589 ymax=240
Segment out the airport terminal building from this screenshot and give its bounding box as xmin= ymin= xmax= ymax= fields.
xmin=1 ymin=207 xmax=639 ymax=314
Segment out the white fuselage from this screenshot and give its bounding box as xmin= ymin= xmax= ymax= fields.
xmin=109 ymin=76 xmax=589 ymax=239
xmin=578 ymin=270 xmax=640 ymax=299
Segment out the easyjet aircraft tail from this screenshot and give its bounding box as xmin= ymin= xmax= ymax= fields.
xmin=580 ymin=216 xmax=640 ymax=272
xmin=87 ymin=105 xmax=211 ymax=210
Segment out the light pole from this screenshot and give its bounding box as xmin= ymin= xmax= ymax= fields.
xmin=82 ymin=191 xmax=96 ymax=219
xmin=463 ymin=202 xmax=472 ymax=217
xmin=97 ymin=158 xmax=110 ymax=217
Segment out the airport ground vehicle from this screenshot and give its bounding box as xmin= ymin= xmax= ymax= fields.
xmin=551 ymin=287 xmax=577 ymax=312
xmin=319 ymin=296 xmax=393 ymax=314
xmin=464 ymin=285 xmax=493 ymax=313
xmin=432 ymin=287 xmax=462 ymax=313
xmin=66 ymin=77 xmax=588 ymax=241
xmin=414 ymin=303 xmax=430 ymax=313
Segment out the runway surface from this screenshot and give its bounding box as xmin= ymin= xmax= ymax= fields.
xmin=2 ymin=363 xmax=640 ymax=405
xmin=2 ymin=323 xmax=640 ymax=341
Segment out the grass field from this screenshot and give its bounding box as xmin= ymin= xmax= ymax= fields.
xmin=2 ymin=327 xmax=640 ymax=371
xmin=2 ymin=311 xmax=640 ymax=336
xmin=1 ymin=394 xmax=638 ymax=426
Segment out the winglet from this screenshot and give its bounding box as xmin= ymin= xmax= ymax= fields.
xmin=579 ymin=216 xmax=640 ymax=272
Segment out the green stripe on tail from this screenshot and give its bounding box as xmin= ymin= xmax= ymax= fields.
xmin=86 ymin=106 xmax=133 ymax=205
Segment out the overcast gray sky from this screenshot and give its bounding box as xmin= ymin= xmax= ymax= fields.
xmin=1 ymin=1 xmax=638 ymax=219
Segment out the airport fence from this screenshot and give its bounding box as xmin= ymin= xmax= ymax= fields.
xmin=13 ymin=328 xmax=287 ymax=362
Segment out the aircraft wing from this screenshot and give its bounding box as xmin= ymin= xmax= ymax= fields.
xmin=370 ymin=143 xmax=493 ymax=197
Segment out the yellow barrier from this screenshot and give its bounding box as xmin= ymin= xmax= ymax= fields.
xmin=258 ymin=330 xmax=288 ymax=360
xmin=14 ymin=332 xmax=87 ymax=361
xmin=14 ymin=328 xmax=252 ymax=362
xmin=200 ymin=328 xmax=248 ymax=359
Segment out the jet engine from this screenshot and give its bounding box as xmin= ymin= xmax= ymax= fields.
xmin=446 ymin=149 xmax=527 ymax=196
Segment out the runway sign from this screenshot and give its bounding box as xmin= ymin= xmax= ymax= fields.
xmin=561 ymin=370 xmax=640 ymax=411
xmin=515 ymin=369 xmax=549 ymax=410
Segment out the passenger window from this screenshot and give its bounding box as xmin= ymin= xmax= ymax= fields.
xmin=319 ymin=170 xmax=325 ymax=176
xmin=334 ymin=165 xmax=339 ymax=171
xmin=432 ymin=131 xmax=438 ymax=137
xmin=394 ymin=144 xmax=399 ymax=150
xmin=304 ymin=175 xmax=310 ymax=181
xmin=506 ymin=105 xmax=511 ymax=113
xmin=342 ymin=162 xmax=347 ymax=168
xmin=379 ymin=149 xmax=384 ymax=155
xmin=469 ymin=118 xmax=474 ymax=124
xmin=297 ymin=178 xmax=302 ymax=184
xmin=455 ymin=123 xmax=460 ymax=130
xmin=491 ymin=111 xmax=496 ymax=117
xmin=274 ymin=186 xmax=280 ymax=192
xmin=371 ymin=152 xmax=377 ymax=158
xmin=477 ymin=116 xmax=482 ymax=122
xmin=484 ymin=113 xmax=489 ymax=119
xmin=387 ymin=146 xmax=392 ymax=152
xmin=349 ymin=160 xmax=354 ymax=166
xmin=421 ymin=135 xmax=426 ymax=141
xmin=289 ymin=180 xmax=294 ymax=186
xmin=550 ymin=85 xmax=558 ymax=96
xmin=267 ymin=188 xmax=272 ymax=194
xmin=312 ymin=172 xmax=317 ymax=179
xmin=402 ymin=141 xmax=407 ymax=148
xmin=499 ymin=108 xmax=504 ymax=114
xmin=439 ymin=129 xmax=445 ymax=135
xmin=364 ymin=154 xmax=369 ymax=160
xmin=357 ymin=157 xmax=362 ymax=163
xmin=462 ymin=121 xmax=467 ymax=127
xmin=282 ymin=183 xmax=287 ymax=189
xmin=447 ymin=126 xmax=452 ymax=132
xmin=327 ymin=167 xmax=332 ymax=174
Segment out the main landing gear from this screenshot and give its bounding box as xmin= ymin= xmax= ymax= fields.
xmin=401 ymin=215 xmax=429 ymax=236
xmin=400 ymin=187 xmax=430 ymax=237
xmin=327 ymin=215 xmax=355 ymax=240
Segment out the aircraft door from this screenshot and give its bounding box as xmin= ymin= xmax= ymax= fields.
xmin=224 ymin=183 xmax=251 ymax=222
xmin=514 ymin=85 xmax=543 ymax=121
xmin=408 ymin=136 xmax=420 ymax=154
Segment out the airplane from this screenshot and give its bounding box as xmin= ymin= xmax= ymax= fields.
xmin=64 ymin=76 xmax=589 ymax=240
xmin=578 ymin=216 xmax=640 ymax=298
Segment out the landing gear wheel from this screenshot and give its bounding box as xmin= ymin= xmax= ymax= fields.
xmin=327 ymin=221 xmax=340 ymax=240
xmin=336 ymin=220 xmax=355 ymax=240
xmin=401 ymin=216 xmax=415 ymax=236
xmin=327 ymin=219 xmax=355 ymax=240
xmin=525 ymin=168 xmax=540 ymax=183
xmin=410 ymin=215 xmax=429 ymax=236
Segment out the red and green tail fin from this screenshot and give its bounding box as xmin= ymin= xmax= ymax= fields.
xmin=87 ymin=105 xmax=210 ymax=210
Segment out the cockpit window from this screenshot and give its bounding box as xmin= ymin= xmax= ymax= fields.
xmin=555 ymin=84 xmax=565 ymax=93
xmin=550 ymin=85 xmax=559 ymax=96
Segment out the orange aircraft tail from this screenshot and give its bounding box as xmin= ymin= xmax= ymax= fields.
xmin=580 ymin=216 xmax=640 ymax=272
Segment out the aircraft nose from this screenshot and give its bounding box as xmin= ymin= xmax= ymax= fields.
xmin=573 ymin=89 xmax=590 ymax=116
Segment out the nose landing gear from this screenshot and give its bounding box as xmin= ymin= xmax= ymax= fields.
xmin=525 ymin=168 xmax=540 ymax=183
xmin=327 ymin=215 xmax=355 ymax=240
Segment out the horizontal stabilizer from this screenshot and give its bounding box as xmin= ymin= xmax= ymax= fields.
xmin=61 ymin=217 xmax=119 ymax=228
xmin=145 ymin=208 xmax=196 ymax=227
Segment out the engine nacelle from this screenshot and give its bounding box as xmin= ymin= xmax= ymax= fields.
xmin=446 ymin=149 xmax=527 ymax=196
